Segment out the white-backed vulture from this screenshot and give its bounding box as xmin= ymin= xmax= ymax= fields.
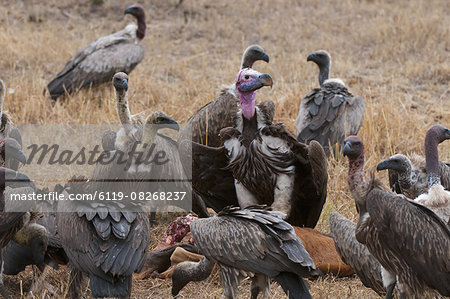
xmin=56 ymin=177 xmax=150 ymax=298
xmin=0 ymin=167 xmax=36 ymax=298
xmin=184 ymin=68 xmax=328 ymax=227
xmin=171 ymin=206 xmax=321 ymax=299
xmin=177 ymin=45 xmax=270 ymax=148
xmin=343 ymin=135 xmax=450 ymax=298
xmin=329 ymin=212 xmax=387 ymax=297
xmin=377 ymin=154 xmax=449 ymax=199
xmin=296 ymin=50 xmax=365 ymax=156
xmin=46 ymin=5 xmax=146 ymax=100
xmin=413 ymin=125 xmax=450 ymax=223
xmin=0 ymin=80 xmax=23 ymax=170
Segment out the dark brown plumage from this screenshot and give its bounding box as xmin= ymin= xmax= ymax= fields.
xmin=329 ymin=212 xmax=387 ymax=296
xmin=344 ymin=135 xmax=450 ymax=298
xmin=46 ymin=5 xmax=146 ymax=100
xmin=171 ymin=206 xmax=321 ymax=299
xmin=186 ymin=69 xmax=328 ymax=228
xmin=296 ymin=50 xmax=365 ymax=156
xmin=56 ymin=177 xmax=150 ymax=298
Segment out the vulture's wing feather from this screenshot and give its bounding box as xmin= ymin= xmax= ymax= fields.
xmin=57 ymin=211 xmax=149 ymax=283
xmin=47 ymin=28 xmax=144 ymax=100
xmin=367 ymin=189 xmax=450 ymax=295
xmin=181 ymin=140 xmax=237 ymax=212
xmin=178 ymin=89 xmax=239 ymax=147
xmin=297 ymin=83 xmax=364 ymax=156
xmin=329 ymin=212 xmax=386 ymax=296
xmin=193 ymin=207 xmax=318 ymax=278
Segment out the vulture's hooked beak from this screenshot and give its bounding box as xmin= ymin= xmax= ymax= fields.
xmin=124 ymin=6 xmax=134 ymax=15
xmin=160 ymin=117 xmax=180 ymax=131
xmin=258 ymin=73 xmax=273 ymax=89
xmin=4 ymin=169 xmax=35 ymax=189
xmin=307 ymin=53 xmax=316 ymax=62
xmin=6 ymin=144 xmax=27 ymax=165
xmin=259 ymin=52 xmax=270 ymax=64
xmin=342 ymin=141 xmax=351 ymax=157
xmin=121 ymin=79 xmax=128 ymax=91
xmin=444 ymin=128 xmax=450 ymax=140
xmin=376 ymin=158 xmax=405 ymax=172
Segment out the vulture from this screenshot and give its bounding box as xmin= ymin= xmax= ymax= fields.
xmin=296 ymin=50 xmax=365 ymax=156
xmin=46 ymin=5 xmax=146 ymax=100
xmin=0 ymin=138 xmax=26 ymax=171
xmin=0 ymin=167 xmax=37 ymax=298
xmin=343 ymin=135 xmax=450 ymax=298
xmin=177 ymin=45 xmax=270 ymax=216
xmin=377 ymin=135 xmax=450 ymax=201
xmin=184 ymin=68 xmax=328 ymax=227
xmin=329 ymin=212 xmax=387 ymax=297
xmin=177 ymin=45 xmax=270 ymax=148
xmin=56 ymin=177 xmax=150 ymax=298
xmin=0 ymin=80 xmax=23 ymax=170
xmin=413 ymin=125 xmax=450 ymax=223
xmin=171 ymin=206 xmax=321 ymax=299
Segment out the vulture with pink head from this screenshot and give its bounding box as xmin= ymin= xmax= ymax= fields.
xmin=296 ymin=50 xmax=365 ymax=156
xmin=177 ymin=45 xmax=270 ymax=148
xmin=46 ymin=5 xmax=146 ymax=100
xmin=182 ymin=68 xmax=328 ymax=228
xmin=343 ymin=133 xmax=450 ymax=298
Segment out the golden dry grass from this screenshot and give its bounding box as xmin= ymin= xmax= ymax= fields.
xmin=0 ymin=0 xmax=449 ymax=298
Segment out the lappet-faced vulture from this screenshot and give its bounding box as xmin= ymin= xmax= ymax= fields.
xmin=177 ymin=45 xmax=270 ymax=148
xmin=296 ymin=50 xmax=365 ymax=156
xmin=56 ymin=177 xmax=150 ymax=298
xmin=171 ymin=206 xmax=321 ymax=299
xmin=183 ymin=68 xmax=328 ymax=227
xmin=0 ymin=80 xmax=23 ymax=170
xmin=343 ymin=135 xmax=450 ymax=298
xmin=46 ymin=5 xmax=146 ymax=100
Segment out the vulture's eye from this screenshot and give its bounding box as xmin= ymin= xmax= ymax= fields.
xmin=244 ymin=75 xmax=250 ymax=80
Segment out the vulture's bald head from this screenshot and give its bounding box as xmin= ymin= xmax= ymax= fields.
xmin=124 ymin=4 xmax=146 ymax=20
xmin=146 ymin=111 xmax=179 ymax=131
xmin=113 ymin=72 xmax=129 ymax=92
xmin=307 ymin=50 xmax=331 ymax=68
xmin=377 ymin=154 xmax=412 ymax=173
xmin=343 ymin=135 xmax=364 ymax=159
xmin=241 ymin=45 xmax=270 ymax=69
xmin=426 ymin=125 xmax=450 ymax=145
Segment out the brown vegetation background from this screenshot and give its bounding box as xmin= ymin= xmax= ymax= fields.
xmin=0 ymin=0 xmax=449 ymax=297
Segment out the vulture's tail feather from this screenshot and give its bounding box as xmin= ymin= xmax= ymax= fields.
xmin=275 ymin=272 xmax=312 ymax=299
xmin=89 ymin=274 xmax=131 ymax=298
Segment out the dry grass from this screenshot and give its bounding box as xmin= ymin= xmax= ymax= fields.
xmin=0 ymin=0 xmax=449 ymax=297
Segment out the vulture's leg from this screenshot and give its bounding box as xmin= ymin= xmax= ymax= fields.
xmin=271 ymin=173 xmax=294 ymax=219
xmin=149 ymin=210 xmax=157 ymax=227
xmin=220 ymin=266 xmax=245 ymax=299
xmin=235 ymin=180 xmax=258 ymax=208
xmin=250 ymin=274 xmax=270 ymax=299
xmin=67 ymin=267 xmax=84 ymax=298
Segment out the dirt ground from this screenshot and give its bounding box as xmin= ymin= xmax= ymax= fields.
xmin=0 ymin=0 xmax=449 ymax=298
